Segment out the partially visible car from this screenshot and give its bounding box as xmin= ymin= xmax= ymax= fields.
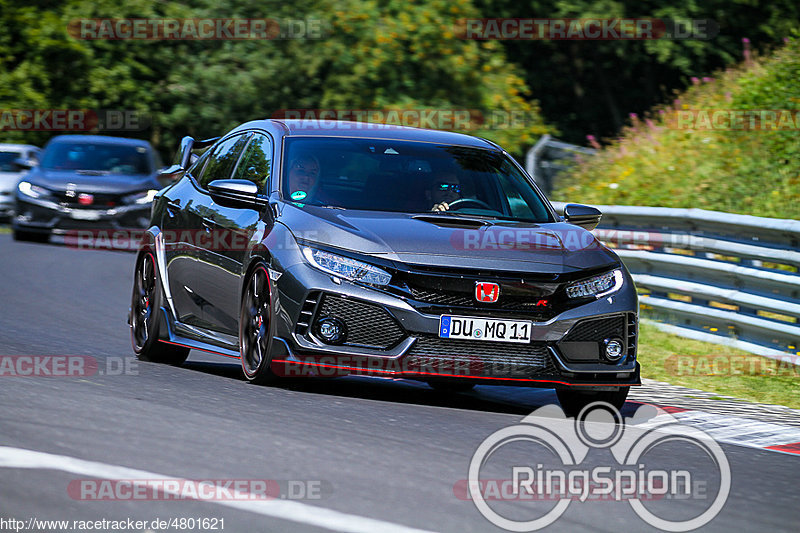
xmin=0 ymin=143 xmax=40 ymax=220
xmin=12 ymin=135 xmax=162 ymax=242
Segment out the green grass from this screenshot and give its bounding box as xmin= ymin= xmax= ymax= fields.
xmin=0 ymin=226 xmax=10 ymax=234
xmin=637 ymin=322 xmax=800 ymax=409
xmin=555 ymin=36 xmax=800 ymax=220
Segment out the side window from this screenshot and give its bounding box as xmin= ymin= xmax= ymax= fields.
xmin=232 ymin=133 xmax=272 ymax=190
xmin=196 ymin=133 xmax=251 ymax=189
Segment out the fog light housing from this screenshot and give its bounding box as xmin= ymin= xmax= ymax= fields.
xmin=315 ymin=317 xmax=347 ymax=345
xmin=603 ymin=338 xmax=624 ymax=362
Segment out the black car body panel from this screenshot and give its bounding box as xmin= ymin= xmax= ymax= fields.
xmin=133 ymin=119 xmax=640 ymax=390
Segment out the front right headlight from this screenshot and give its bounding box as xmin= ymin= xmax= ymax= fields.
xmin=566 ymin=269 xmax=623 ymax=299
xmin=301 ymin=247 xmax=392 ymax=286
xmin=123 ymin=189 xmax=159 ymax=205
xmin=18 ymin=181 xmax=51 ymax=199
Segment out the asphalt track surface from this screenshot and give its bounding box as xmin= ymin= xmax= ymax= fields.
xmin=0 ymin=234 xmax=797 ymax=532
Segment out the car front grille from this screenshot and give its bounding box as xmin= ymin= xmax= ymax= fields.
xmin=407 ymin=287 xmax=556 ymax=314
xmin=52 ymin=191 xmax=122 ymax=208
xmin=388 ymin=268 xmax=564 ymax=319
xmin=404 ymin=335 xmax=557 ymax=378
xmin=312 ymin=294 xmax=406 ymax=350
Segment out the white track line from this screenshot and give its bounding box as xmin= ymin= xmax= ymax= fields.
xmin=0 ymin=446 xmax=437 ymax=533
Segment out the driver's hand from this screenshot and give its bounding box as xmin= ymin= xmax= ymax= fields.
xmin=431 ymin=202 xmax=450 ymax=212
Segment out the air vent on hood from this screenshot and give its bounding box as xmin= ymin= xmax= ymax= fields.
xmin=411 ymin=215 xmax=489 ymax=228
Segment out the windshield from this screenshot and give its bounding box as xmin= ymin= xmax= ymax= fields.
xmin=282 ymin=137 xmax=554 ymax=222
xmin=0 ymin=151 xmax=22 ymax=172
xmin=40 ymin=142 xmax=153 ymax=175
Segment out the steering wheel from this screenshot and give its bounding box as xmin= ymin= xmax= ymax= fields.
xmin=447 ymin=198 xmax=494 ymax=211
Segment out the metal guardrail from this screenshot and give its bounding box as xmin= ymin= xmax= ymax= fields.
xmin=551 ymin=202 xmax=800 ymax=363
xmin=525 ymin=135 xmax=596 ymax=194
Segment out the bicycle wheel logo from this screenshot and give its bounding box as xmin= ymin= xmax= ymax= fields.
xmin=466 ymin=402 xmax=730 ymax=531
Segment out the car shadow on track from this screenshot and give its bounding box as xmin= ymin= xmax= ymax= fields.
xmin=182 ymin=358 xmax=601 ymax=417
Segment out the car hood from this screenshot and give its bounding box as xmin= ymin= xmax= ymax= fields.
xmin=24 ymin=168 xmax=159 ymax=194
xmin=281 ymin=205 xmax=619 ymax=274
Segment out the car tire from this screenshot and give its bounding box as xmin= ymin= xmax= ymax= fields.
xmin=13 ymin=229 xmax=48 ymax=243
xmin=556 ymin=387 xmax=629 ymax=417
xmin=239 ymin=263 xmax=277 ymax=385
xmin=130 ymin=251 xmax=189 ymax=365
xmin=429 ymin=381 xmax=476 ymax=393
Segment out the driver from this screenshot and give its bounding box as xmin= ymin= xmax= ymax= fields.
xmin=428 ymin=172 xmax=462 ymax=212
xmin=287 ymin=153 xmax=321 ymax=203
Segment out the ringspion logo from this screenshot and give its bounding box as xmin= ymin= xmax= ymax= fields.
xmin=463 ymin=403 xmax=730 ymax=531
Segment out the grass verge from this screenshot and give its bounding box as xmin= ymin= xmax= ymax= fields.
xmin=637 ymin=321 xmax=799 ymax=409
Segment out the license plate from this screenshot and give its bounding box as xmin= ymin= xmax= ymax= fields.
xmin=70 ymin=210 xmax=102 ymax=220
xmin=439 ymin=315 xmax=532 ymax=343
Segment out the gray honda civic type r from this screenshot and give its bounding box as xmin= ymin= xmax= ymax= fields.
xmin=129 ymin=119 xmax=639 ymax=414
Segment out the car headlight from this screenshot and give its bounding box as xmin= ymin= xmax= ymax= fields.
xmin=123 ymin=189 xmax=159 ymax=205
xmin=18 ymin=181 xmax=51 ymax=199
xmin=566 ymin=269 xmax=623 ymax=299
xmin=301 ymin=247 xmax=391 ymax=286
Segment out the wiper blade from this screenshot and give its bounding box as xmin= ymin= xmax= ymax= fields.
xmin=75 ymin=169 xmax=111 ymax=175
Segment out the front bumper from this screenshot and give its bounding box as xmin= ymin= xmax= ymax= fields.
xmin=13 ymin=195 xmax=151 ymax=234
xmin=270 ymin=260 xmax=640 ymax=388
xmin=0 ymin=191 xmax=14 ymax=217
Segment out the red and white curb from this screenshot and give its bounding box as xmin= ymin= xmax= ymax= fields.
xmin=632 ymin=404 xmax=800 ymax=455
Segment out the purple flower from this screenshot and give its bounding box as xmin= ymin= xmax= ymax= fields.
xmin=742 ymin=37 xmax=750 ymax=44
xmin=702 ymin=77 xmax=714 ymax=83
xmin=691 ymin=77 xmax=700 ymax=85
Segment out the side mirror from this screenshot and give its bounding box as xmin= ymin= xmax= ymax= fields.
xmin=564 ymin=203 xmax=602 ymax=231
xmin=12 ymin=158 xmax=36 ymax=171
xmin=208 ymin=179 xmax=270 ymax=214
xmin=157 ymin=164 xmax=184 ymax=186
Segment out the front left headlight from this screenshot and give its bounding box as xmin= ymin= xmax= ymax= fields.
xmin=18 ymin=181 xmax=51 ymax=199
xmin=301 ymin=247 xmax=391 ymax=286
xmin=123 ymin=189 xmax=158 ymax=205
xmin=566 ymin=268 xmax=623 ymax=299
